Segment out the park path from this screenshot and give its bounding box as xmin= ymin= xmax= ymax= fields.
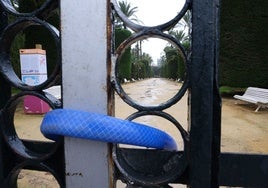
xmin=115 ymin=78 xmax=268 ymax=154
xmin=115 ymin=78 xmax=188 ymax=150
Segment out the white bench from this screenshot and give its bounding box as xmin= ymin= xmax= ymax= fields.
xmin=43 ymin=85 xmax=61 ymax=100
xmin=123 ymin=78 xmax=130 ymax=83
xmin=234 ymin=87 xmax=268 ymax=112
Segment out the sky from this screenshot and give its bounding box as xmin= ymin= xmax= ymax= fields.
xmin=125 ymin=0 xmax=186 ymax=65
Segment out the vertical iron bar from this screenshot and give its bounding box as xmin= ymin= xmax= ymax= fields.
xmin=211 ymin=0 xmax=221 ymax=187
xmin=60 ymin=0 xmax=111 ymax=187
xmin=0 ymin=2 xmax=10 ymax=110
xmin=190 ymin=0 xmax=220 ymax=187
xmin=0 ymin=6 xmax=9 ymax=186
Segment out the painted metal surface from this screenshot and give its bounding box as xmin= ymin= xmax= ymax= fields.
xmin=0 ymin=1 xmax=64 ymax=187
xmin=60 ymin=0 xmax=110 ymax=187
xmin=189 ymin=0 xmax=221 ymax=187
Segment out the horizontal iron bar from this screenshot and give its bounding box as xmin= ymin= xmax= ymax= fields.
xmin=220 ymin=153 xmax=268 ymax=187
xmin=115 ymin=149 xmax=268 ymax=187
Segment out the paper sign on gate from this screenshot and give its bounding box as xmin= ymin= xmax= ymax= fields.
xmin=21 ymin=74 xmax=48 ymax=86
xmin=19 ymin=48 xmax=47 ymax=75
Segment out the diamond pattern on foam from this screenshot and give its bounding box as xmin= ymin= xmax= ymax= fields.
xmin=40 ymin=109 xmax=177 ymax=150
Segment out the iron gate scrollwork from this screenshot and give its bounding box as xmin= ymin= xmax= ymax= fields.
xmin=110 ymin=0 xmax=268 ymax=187
xmin=110 ymin=0 xmax=191 ymax=186
xmin=0 ymin=0 xmax=63 ymax=187
xmin=0 ymin=0 xmax=267 ymax=188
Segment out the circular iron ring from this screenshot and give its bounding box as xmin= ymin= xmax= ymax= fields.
xmin=112 ymin=30 xmax=189 ymax=111
xmin=0 ymin=91 xmax=62 ymax=160
xmin=113 ymin=111 xmax=189 ymax=185
xmin=0 ymin=17 xmax=60 ymax=91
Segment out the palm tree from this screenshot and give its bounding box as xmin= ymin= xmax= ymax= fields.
xmin=169 ymin=30 xmax=187 ymax=43
xmin=179 ymin=10 xmax=191 ymax=37
xmin=116 ymin=0 xmax=138 ymax=29
xmin=168 ymin=10 xmax=192 ymax=57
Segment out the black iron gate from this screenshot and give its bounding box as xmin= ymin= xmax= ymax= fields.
xmin=0 ymin=0 xmax=267 ymax=187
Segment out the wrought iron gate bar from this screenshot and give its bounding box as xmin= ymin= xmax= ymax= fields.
xmin=0 ymin=0 xmax=267 ymax=187
xmin=0 ymin=17 xmax=60 ymax=90
xmin=220 ymin=153 xmax=268 ymax=187
xmin=110 ymin=0 xmax=190 ymax=186
xmin=189 ymin=0 xmax=221 ymax=187
xmin=0 ymin=0 xmax=58 ymax=18
xmin=0 ymin=91 xmax=61 ymax=159
xmin=0 ymin=0 xmax=64 ymax=187
xmin=111 ymin=30 xmax=189 ymax=111
xmin=111 ymin=0 xmax=192 ymax=32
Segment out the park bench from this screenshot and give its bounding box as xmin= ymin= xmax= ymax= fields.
xmin=234 ymin=87 xmax=268 ymax=112
xmin=43 ymin=85 xmax=61 ymax=100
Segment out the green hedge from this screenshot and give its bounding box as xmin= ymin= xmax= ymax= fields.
xmin=220 ymin=0 xmax=268 ymax=88
xmin=115 ymin=28 xmax=132 ymax=81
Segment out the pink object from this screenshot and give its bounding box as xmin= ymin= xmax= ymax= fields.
xmin=23 ymin=95 xmax=50 ymax=114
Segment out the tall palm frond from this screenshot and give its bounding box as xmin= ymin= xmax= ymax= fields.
xmin=119 ymin=0 xmax=138 ymax=18
xmin=169 ymin=30 xmax=187 ymax=43
xmin=116 ymin=0 xmax=139 ymax=28
xmin=178 ymin=10 xmax=192 ymax=36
